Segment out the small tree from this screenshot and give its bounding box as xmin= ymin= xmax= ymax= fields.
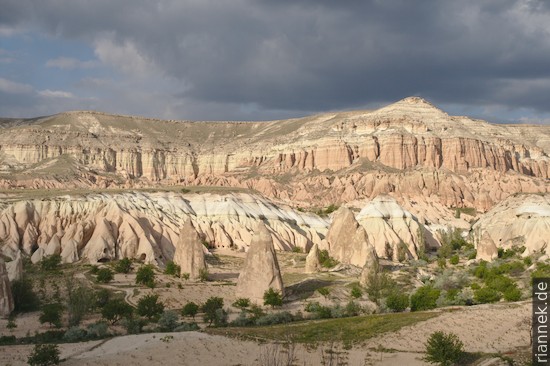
xmin=39 ymin=303 xmax=63 ymax=328
xmin=158 ymin=310 xmax=179 ymax=332
xmin=182 ymin=301 xmax=199 ymax=320
xmin=96 ymin=268 xmax=114 ymax=283
xmin=164 ymin=261 xmax=180 ymax=277
xmin=136 ymin=265 xmax=156 ymax=288
xmin=424 ymin=331 xmax=465 ymax=366
xmin=101 ymin=299 xmax=133 ymax=324
xmin=27 ymin=344 xmax=60 ymax=366
xmin=263 ymin=288 xmax=283 ymax=308
xmin=386 ymin=292 xmax=409 ymax=312
xmin=350 ymin=286 xmax=363 ymax=299
xmin=115 ymin=258 xmax=132 ymax=274
xmin=137 ymin=294 xmax=165 ymax=320
xmin=65 ymin=279 xmax=95 ymax=326
xmin=202 ymin=297 xmax=224 ymax=325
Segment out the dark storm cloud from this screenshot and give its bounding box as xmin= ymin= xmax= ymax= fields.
xmin=1 ymin=0 xmax=550 ymax=120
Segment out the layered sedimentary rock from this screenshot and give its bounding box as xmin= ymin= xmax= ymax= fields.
xmin=326 ymin=207 xmax=377 ymax=267
xmin=1 ymin=97 xmax=549 ymax=214
xmin=173 ymin=219 xmax=207 ymax=280
xmin=0 ymin=192 xmax=328 ymax=264
xmin=356 ymin=196 xmax=424 ymax=260
xmin=473 ymin=194 xmax=550 ymax=257
xmin=0 ymin=258 xmax=14 ymax=317
xmin=235 ymin=222 xmax=284 ymax=304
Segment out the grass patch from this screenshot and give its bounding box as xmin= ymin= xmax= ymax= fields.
xmin=205 ymin=311 xmax=438 ymax=344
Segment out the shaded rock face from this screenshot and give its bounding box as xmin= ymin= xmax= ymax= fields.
xmin=173 ymin=219 xmax=207 ymax=281
xmin=0 ymin=258 xmax=14 ymax=318
xmin=6 ymin=250 xmax=23 ymax=282
xmin=473 ymin=193 xmax=550 ymax=259
xmin=235 ymin=223 xmax=284 ymax=304
xmin=326 ymin=207 xmax=378 ymax=267
xmin=305 ymin=243 xmax=321 ymax=273
xmin=356 ymin=196 xmax=423 ymax=261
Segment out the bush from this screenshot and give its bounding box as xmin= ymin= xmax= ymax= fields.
xmin=449 ymin=255 xmax=459 ymax=265
xmin=424 ymin=331 xmax=465 ymax=366
xmin=263 ymin=288 xmax=283 ymax=308
xmin=232 ymin=298 xmax=251 ymax=309
xmin=213 ymin=308 xmax=228 ymax=327
xmin=136 ymin=265 xmax=156 ymax=288
xmin=66 ymin=281 xmax=95 ymax=326
xmin=524 ymin=257 xmax=533 ymax=266
xmin=101 ymin=299 xmax=133 ymax=324
xmin=437 ymin=258 xmax=446 ymax=269
xmin=114 ymin=258 xmax=132 ymax=274
xmin=86 ymin=321 xmax=109 ymax=339
xmin=158 ymin=310 xmax=179 ymax=332
xmin=202 ymin=297 xmax=224 ymax=325
xmin=350 ymin=286 xmax=363 ymax=299
xmin=39 ymin=303 xmax=63 ymax=328
xmin=503 ymin=286 xmax=522 ymax=302
xmin=40 ymin=255 xmax=62 ymax=272
xmin=344 ymin=300 xmax=362 ymax=317
xmin=317 ymin=287 xmax=330 ymax=298
xmin=366 ymin=269 xmax=396 ymax=305
xmin=231 ymin=311 xmax=255 ymax=327
xmin=304 ymin=301 xmax=332 ymax=319
xmin=198 ymin=268 xmax=209 ymax=282
xmin=255 ymin=311 xmax=294 ymax=326
xmin=174 ymin=322 xmax=200 ymax=332
xmin=27 ymin=344 xmax=60 ymax=366
xmin=474 ymin=287 xmax=501 ymax=304
xmin=386 ymin=292 xmax=409 ymax=312
xmin=137 ymin=294 xmax=165 ymax=320
xmin=182 ymin=301 xmax=199 ymax=319
xmin=11 ymin=278 xmax=40 ymax=313
xmin=95 ymin=268 xmax=114 ymax=283
xmin=164 ymin=261 xmax=180 ymax=277
xmin=0 ymin=335 xmax=16 ymax=345
xmin=318 ymin=249 xmax=339 ymax=268
xmin=410 ymin=286 xmax=440 ymax=311
xmin=121 ymin=317 xmax=146 ymax=335
xmin=94 ymin=288 xmax=111 ymax=309
xmin=63 ymin=327 xmax=87 ymax=342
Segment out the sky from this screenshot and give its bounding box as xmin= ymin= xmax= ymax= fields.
xmin=1 ymin=0 xmax=550 ymax=124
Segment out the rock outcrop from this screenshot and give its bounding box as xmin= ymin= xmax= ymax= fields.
xmin=0 ymin=192 xmax=327 ymax=264
xmin=305 ymin=243 xmax=321 ymax=273
xmin=6 ymin=250 xmax=23 ymax=282
xmin=476 ymin=232 xmax=499 ymax=261
xmin=235 ymin=222 xmax=284 ymax=304
xmin=0 ymin=258 xmax=14 ymax=317
xmin=356 ymin=196 xmax=424 ymax=261
xmin=173 ymin=219 xmax=207 ymax=281
xmin=326 ymin=207 xmax=376 ymax=267
xmin=473 ymin=193 xmax=550 ymax=258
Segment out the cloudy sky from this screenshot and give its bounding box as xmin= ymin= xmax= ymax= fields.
xmin=1 ymin=0 xmax=550 ymax=123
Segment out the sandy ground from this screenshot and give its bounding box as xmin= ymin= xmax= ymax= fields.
xmin=0 ymin=301 xmax=530 ymax=366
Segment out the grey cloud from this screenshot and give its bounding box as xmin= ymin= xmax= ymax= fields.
xmin=1 ymin=0 xmax=550 ymax=120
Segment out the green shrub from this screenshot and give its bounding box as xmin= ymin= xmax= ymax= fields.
xmin=263 ymin=288 xmax=283 ymax=308
xmin=232 ymin=298 xmax=251 ymax=309
xmin=437 ymin=258 xmax=446 ymax=269
xmin=231 ymin=311 xmax=255 ymax=327
xmin=174 ymin=322 xmax=200 ymax=332
xmin=11 ymin=278 xmax=40 ymax=313
xmin=164 ymin=261 xmax=180 ymax=277
xmin=304 ymin=301 xmax=332 ymax=319
xmin=27 ymin=344 xmax=60 ymax=366
xmin=158 ymin=310 xmax=179 ymax=332
xmin=468 ymin=251 xmax=477 ymax=260
xmin=424 ymin=331 xmax=465 ymax=366
xmin=317 ymin=287 xmax=330 ymax=298
xmin=386 ymin=292 xmax=409 ymax=312
xmin=94 ymin=288 xmax=111 ymax=309
xmin=182 ymin=301 xmax=199 ymax=319
xmin=365 ymin=269 xmax=396 ymax=305
xmin=410 ymin=286 xmax=440 ymax=311
xmin=40 ymin=255 xmax=62 ymax=272
xmin=350 ymin=286 xmax=363 ymax=299
xmin=95 ymin=268 xmax=114 ymax=283
xmin=524 ymin=257 xmax=533 ymax=266
xmin=318 ymin=249 xmax=338 ymax=268
xmin=485 ymin=275 xmax=515 ymax=293
xmin=66 ymin=281 xmax=95 ymax=326
xmin=503 ymin=286 xmax=522 ymax=302
xmin=474 ymin=287 xmax=501 ymax=304
xmin=255 ymin=311 xmax=294 ymax=326
xmin=292 ymin=246 xmax=303 ymax=253
xmin=114 ymin=258 xmax=132 ymax=274
xmin=86 ymin=321 xmax=109 ymax=339
xmin=0 ymin=335 xmax=16 ymax=345
xmin=63 ymin=327 xmax=87 ymax=342
xmin=39 ymin=303 xmax=63 ymax=328
xmin=470 ymin=283 xmax=480 ymax=290
xmin=121 ymin=317 xmax=146 ymax=335
xmin=198 ymin=268 xmax=209 ymax=282
xmin=344 ymin=300 xmax=362 ymax=317
xmin=449 ymin=255 xmax=459 ymax=265
xmin=136 ymin=265 xmax=156 ymax=288
xmin=137 ymin=294 xmax=165 ymax=320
